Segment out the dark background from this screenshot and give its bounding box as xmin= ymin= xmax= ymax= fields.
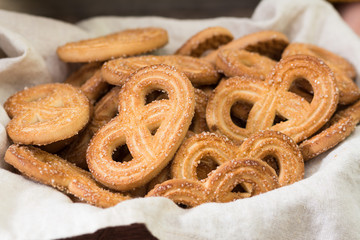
xmin=1 ymin=0 xmax=261 ymax=22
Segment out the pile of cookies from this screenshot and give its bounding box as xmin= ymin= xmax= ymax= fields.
xmin=3 ymin=26 xmax=360 ymax=208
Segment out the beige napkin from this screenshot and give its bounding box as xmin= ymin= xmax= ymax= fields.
xmin=1 ymin=0 xmax=360 ymax=239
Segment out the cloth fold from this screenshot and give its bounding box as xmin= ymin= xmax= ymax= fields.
xmin=1 ymin=0 xmax=360 ymax=239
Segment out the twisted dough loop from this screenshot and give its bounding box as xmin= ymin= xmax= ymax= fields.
xmin=87 ymin=64 xmax=195 ymax=191
xmin=147 ymin=158 xmax=280 ymax=207
xmin=5 ymin=145 xmax=130 ymax=208
xmin=171 ymin=130 xmax=304 ymax=187
xmin=206 ymin=55 xmax=339 ymax=144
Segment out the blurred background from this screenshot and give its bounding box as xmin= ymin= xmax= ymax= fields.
xmin=0 ymin=0 xmax=261 ymax=22
xmin=1 ymin=0 xmax=359 ymax=35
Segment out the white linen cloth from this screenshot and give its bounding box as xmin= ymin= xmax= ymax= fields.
xmin=1 ymin=0 xmax=360 ymax=239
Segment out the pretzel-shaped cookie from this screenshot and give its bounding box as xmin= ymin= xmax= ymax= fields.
xmin=206 ymin=55 xmax=339 ymax=144
xmin=87 ymin=64 xmax=195 ymax=191
xmin=171 ymin=130 xmax=304 ymax=187
xmin=101 ymin=55 xmax=219 ymax=86
xmin=147 ymin=158 xmax=280 ymax=207
xmin=4 ymin=83 xmax=90 ymax=146
xmin=5 ymin=145 xmax=130 ymax=208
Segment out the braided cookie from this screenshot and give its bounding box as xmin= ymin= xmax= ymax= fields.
xmin=4 ymin=83 xmax=90 ymax=147
xmin=5 ymin=145 xmax=130 ymax=208
xmin=57 ymin=27 xmax=168 ymax=62
xmin=175 ymin=26 xmax=234 ymax=57
xmin=171 ymin=130 xmax=304 ymax=187
xmin=282 ymin=43 xmax=360 ymax=105
xmin=87 ymin=65 xmax=195 ymax=191
xmin=147 ymin=158 xmax=280 ymax=207
xmin=206 ymin=55 xmax=339 ymax=144
xmin=101 ymin=55 xmax=220 ymax=86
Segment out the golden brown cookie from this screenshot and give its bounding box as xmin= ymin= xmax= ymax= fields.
xmin=147 ymin=158 xmax=280 ymax=207
xmin=175 ymin=26 xmax=234 ymax=57
xmin=5 ymin=145 xmax=130 ymax=208
xmin=65 ymin=62 xmax=103 ymax=87
xmin=87 ymin=64 xmax=195 ymax=191
xmin=206 ymin=55 xmax=339 ymax=144
xmin=101 ymin=55 xmax=220 ymax=86
xmin=203 ymin=30 xmax=289 ymax=64
xmin=4 ymin=83 xmax=90 ymax=146
xmin=216 ymin=49 xmax=277 ymax=80
xmin=171 ymin=130 xmax=304 ymax=187
xmin=300 ymin=100 xmax=360 ymax=160
xmin=282 ymin=43 xmax=360 ymax=105
xmin=57 ymin=27 xmax=169 ymax=62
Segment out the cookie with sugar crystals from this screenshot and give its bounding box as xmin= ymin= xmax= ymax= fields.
xmin=4 ymin=83 xmax=90 ymax=146
xmin=57 ymin=27 xmax=169 ymax=62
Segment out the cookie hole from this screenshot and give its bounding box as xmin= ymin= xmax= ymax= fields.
xmin=272 ymin=114 xmax=287 ymax=126
xmin=176 ymin=203 xmax=190 ymax=209
xmin=145 ymin=89 xmax=168 ymax=105
xmin=112 ymin=145 xmax=132 ymax=163
xmin=196 ymin=156 xmax=219 ymax=180
xmin=262 ymin=155 xmax=280 ymax=176
xmin=289 ymin=78 xmax=314 ymax=103
xmin=188 ymin=118 xmax=197 ymax=132
xmin=231 ymin=183 xmax=248 ymax=193
xmin=195 ymin=35 xmax=233 ymax=57
xmin=150 ymin=126 xmax=159 ymax=136
xmin=231 ymin=101 xmax=253 ymax=128
xmin=188 ymin=112 xmax=205 ymax=133
xmin=245 ymin=40 xmax=287 ymax=61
